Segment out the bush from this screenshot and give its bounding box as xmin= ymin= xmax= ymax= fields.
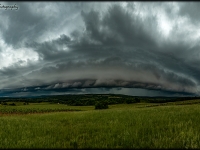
xmin=9 ymin=103 xmax=16 ymax=106
xmin=95 ymin=101 xmax=108 ymax=110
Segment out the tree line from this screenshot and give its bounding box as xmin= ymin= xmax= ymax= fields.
xmin=0 ymin=94 xmax=199 ymax=106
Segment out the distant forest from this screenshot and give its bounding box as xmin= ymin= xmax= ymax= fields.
xmin=0 ymin=94 xmax=199 ymax=106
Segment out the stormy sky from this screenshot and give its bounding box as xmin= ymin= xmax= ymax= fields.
xmin=0 ymin=2 xmax=200 ymax=97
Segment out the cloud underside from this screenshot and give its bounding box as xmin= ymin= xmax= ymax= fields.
xmin=0 ymin=60 xmax=197 ymax=95
xmin=0 ymin=2 xmax=200 ymax=96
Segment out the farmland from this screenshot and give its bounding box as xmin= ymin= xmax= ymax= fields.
xmin=1 ymin=94 xmax=200 ymax=148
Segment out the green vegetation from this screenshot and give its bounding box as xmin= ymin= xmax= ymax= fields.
xmin=95 ymin=101 xmax=108 ymax=109
xmin=0 ymin=94 xmax=199 ymax=107
xmin=1 ymin=104 xmax=200 ymax=148
xmin=1 ymin=95 xmax=200 ymax=148
xmin=0 ymin=94 xmax=142 ymax=106
xmin=0 ymin=103 xmax=84 ymax=114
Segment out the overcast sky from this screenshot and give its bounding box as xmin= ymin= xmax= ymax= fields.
xmin=0 ymin=2 xmax=200 ymax=97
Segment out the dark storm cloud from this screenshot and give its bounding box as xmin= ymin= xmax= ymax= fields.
xmin=17 ymin=58 xmax=196 ymax=94
xmin=0 ymin=2 xmax=46 ymax=47
xmin=79 ymin=4 xmax=158 ymax=47
xmin=26 ymin=34 xmax=72 ymax=61
xmin=0 ymin=2 xmax=200 ymax=96
xmin=178 ymin=2 xmax=200 ymax=24
xmin=0 ymin=2 xmax=97 ymax=47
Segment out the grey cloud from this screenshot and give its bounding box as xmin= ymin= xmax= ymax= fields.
xmin=178 ymin=2 xmax=200 ymax=24
xmin=0 ymin=2 xmax=200 ymax=96
xmin=18 ymin=57 xmax=196 ymax=94
xmin=79 ymin=4 xmax=158 ymax=47
xmin=0 ymin=2 xmax=90 ymax=47
xmin=27 ymin=34 xmax=71 ymax=61
xmin=0 ymin=2 xmax=46 ymax=47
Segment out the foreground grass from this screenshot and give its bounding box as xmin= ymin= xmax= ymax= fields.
xmin=1 ymin=104 xmax=200 ymax=148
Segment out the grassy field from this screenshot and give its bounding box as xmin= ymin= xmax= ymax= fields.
xmin=0 ymin=102 xmax=94 ymax=114
xmin=1 ymin=102 xmax=200 ymax=148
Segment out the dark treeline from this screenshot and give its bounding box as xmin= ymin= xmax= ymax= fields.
xmin=0 ymin=94 xmax=199 ymax=106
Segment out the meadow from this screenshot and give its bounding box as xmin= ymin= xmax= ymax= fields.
xmin=1 ymin=100 xmax=200 ymax=148
xmin=0 ymin=102 xmax=89 ymax=114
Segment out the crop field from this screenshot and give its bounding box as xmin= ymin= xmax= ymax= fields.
xmin=1 ymin=100 xmax=200 ymax=148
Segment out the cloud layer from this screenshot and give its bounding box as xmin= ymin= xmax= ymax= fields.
xmin=0 ymin=2 xmax=200 ymax=96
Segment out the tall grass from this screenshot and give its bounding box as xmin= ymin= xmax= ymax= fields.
xmin=1 ymin=104 xmax=200 ymax=148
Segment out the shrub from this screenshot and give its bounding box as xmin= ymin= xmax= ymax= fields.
xmin=23 ymin=102 xmax=29 ymax=105
xmin=95 ymin=101 xmax=108 ymax=110
xmin=9 ymin=103 xmax=16 ymax=106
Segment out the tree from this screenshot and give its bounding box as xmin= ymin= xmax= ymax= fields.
xmin=135 ymin=98 xmax=140 ymax=103
xmin=9 ymin=103 xmax=16 ymax=106
xmin=95 ymin=101 xmax=108 ymax=109
xmin=23 ymin=102 xmax=29 ymax=105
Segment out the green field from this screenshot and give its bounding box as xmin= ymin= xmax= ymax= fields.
xmin=0 ymin=102 xmax=93 ymax=114
xmin=1 ymin=102 xmax=200 ymax=148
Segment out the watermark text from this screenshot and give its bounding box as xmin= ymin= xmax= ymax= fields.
xmin=0 ymin=4 xmax=19 ymax=10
